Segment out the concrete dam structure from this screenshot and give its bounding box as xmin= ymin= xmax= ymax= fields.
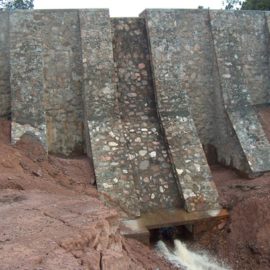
xmin=1 ymin=8 xmax=270 ymax=238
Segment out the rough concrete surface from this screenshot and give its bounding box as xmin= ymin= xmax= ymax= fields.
xmin=1 ymin=8 xmax=270 ymax=219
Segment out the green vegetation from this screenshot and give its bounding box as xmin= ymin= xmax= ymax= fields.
xmin=0 ymin=0 xmax=34 ymax=10
xmin=224 ymin=0 xmax=270 ymax=10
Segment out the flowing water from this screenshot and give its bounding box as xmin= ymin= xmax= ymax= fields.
xmin=156 ymin=239 xmax=230 ymax=270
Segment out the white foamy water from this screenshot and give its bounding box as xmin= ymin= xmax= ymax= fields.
xmin=156 ymin=240 xmax=230 ymax=270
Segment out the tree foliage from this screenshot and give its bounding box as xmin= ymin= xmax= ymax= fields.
xmin=224 ymin=0 xmax=270 ymax=10
xmin=224 ymin=0 xmax=243 ymax=9
xmin=242 ymin=0 xmax=270 ymax=10
xmin=0 ymin=0 xmax=34 ymax=10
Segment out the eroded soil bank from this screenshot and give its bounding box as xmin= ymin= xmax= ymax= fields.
xmin=0 ymin=119 xmax=177 ymax=270
xmin=190 ymin=165 xmax=270 ymax=270
xmin=1 ymin=119 xmax=270 ymax=270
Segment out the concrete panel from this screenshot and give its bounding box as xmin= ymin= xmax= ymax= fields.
xmin=142 ymin=10 xmax=220 ymax=212
xmin=111 ymin=18 xmax=182 ymax=213
xmin=210 ymin=10 xmax=270 ymax=174
xmin=9 ymin=10 xmax=84 ymax=155
xmin=10 ymin=11 xmax=47 ymax=148
xmin=0 ymin=11 xmax=10 ymax=118
xmin=41 ymin=10 xmax=84 ymax=156
xmin=79 ymin=10 xmax=140 ymax=216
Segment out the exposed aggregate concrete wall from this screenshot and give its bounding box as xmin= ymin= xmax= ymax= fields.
xmin=9 ymin=10 xmax=84 ymax=155
xmin=80 ymin=10 xmax=140 ymax=216
xmin=42 ymin=10 xmax=84 ymax=156
xmin=10 ymin=11 xmax=47 ymax=149
xmin=0 ymin=8 xmax=270 ymax=216
xmin=0 ymin=12 xmax=10 ymax=118
xmin=210 ymin=10 xmax=270 ymax=173
xmin=142 ymin=10 xmax=220 ymax=212
xmin=142 ymin=9 xmax=270 ymax=178
xmin=111 ymin=18 xmax=182 ymax=213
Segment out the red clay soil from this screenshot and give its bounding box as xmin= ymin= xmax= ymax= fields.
xmin=0 ymin=119 xmax=177 ymax=270
xmin=1 ymin=118 xmax=270 ymax=270
xmin=191 ymin=165 xmax=270 ymax=270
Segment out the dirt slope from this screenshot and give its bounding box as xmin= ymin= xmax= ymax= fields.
xmin=0 ymin=119 xmax=177 ymax=270
xmin=193 ymin=165 xmax=270 ymax=270
xmin=1 ymin=118 xmax=270 ymax=270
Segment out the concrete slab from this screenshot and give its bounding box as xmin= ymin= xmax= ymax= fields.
xmin=121 ymin=208 xmax=228 ymax=244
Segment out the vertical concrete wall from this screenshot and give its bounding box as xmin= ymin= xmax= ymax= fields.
xmin=9 ymin=10 xmax=84 ymax=155
xmin=0 ymin=12 xmax=10 ymax=118
xmin=266 ymin=13 xmax=270 ymax=104
xmin=210 ymin=11 xmax=270 ymax=174
xmin=166 ymin=10 xmax=217 ymax=145
xmin=239 ymin=11 xmax=270 ymax=106
xmin=79 ymin=10 xmax=140 ymax=216
xmin=142 ymin=9 xmax=270 ymax=178
xmin=10 ymin=11 xmax=47 ymax=148
xmin=111 ymin=18 xmax=182 ymax=213
xmin=41 ymin=10 xmax=84 ymax=155
xmin=141 ymin=9 xmax=249 ymax=174
xmin=2 ymin=8 xmax=270 ymax=216
xmin=142 ymin=10 xmax=220 ymax=212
